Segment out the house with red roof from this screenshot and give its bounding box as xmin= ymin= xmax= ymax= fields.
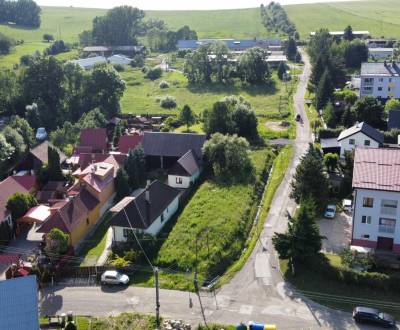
xmin=118 ymin=134 xmax=143 ymax=154
xmin=351 ymin=147 xmax=400 ymax=253
xmin=0 ymin=176 xmax=37 ymax=228
xmin=75 ymin=128 xmax=108 ymax=154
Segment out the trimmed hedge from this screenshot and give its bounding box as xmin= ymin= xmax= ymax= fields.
xmin=318 ymin=127 xmax=343 ymax=139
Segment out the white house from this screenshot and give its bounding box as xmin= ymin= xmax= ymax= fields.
xmin=108 ymin=54 xmax=132 ymax=66
xmin=360 ymin=61 xmax=400 ymax=99
xmin=369 ymin=48 xmax=394 ymax=60
xmin=168 ymin=150 xmax=201 ymax=189
xmin=351 ymin=148 xmax=400 ymax=253
xmin=71 ymin=56 xmax=107 ymax=70
xmin=337 ymin=122 xmax=383 ymax=158
xmin=109 ymin=181 xmax=180 ymax=243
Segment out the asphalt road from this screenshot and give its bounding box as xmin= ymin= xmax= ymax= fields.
xmin=40 ymin=51 xmax=379 ymax=329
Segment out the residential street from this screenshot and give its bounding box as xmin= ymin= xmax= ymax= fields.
xmin=39 ymin=51 xmax=374 ymax=329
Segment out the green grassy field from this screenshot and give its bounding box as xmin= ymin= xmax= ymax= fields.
xmin=286 ymin=0 xmax=400 ymax=39
xmin=156 ymin=147 xmax=274 ymax=278
xmin=120 ymin=67 xmax=288 ymax=116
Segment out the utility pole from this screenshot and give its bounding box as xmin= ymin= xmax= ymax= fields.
xmin=194 ymin=272 xmax=208 ymax=328
xmin=155 ymin=267 xmax=160 ymax=328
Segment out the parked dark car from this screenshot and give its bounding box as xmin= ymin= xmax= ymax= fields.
xmin=295 ymin=113 xmax=302 ymax=122
xmin=353 ymin=307 xmax=396 ymax=328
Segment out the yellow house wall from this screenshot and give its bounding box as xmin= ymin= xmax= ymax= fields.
xmin=68 ymin=204 xmax=101 ymax=247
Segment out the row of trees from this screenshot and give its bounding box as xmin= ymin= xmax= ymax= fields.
xmin=203 ymin=96 xmax=259 ymax=143
xmin=184 ymin=44 xmax=272 ymax=85
xmin=0 ymin=0 xmax=41 ymax=27
xmin=79 ymin=5 xmax=197 ymax=52
xmin=0 ymin=56 xmax=125 ymax=131
xmin=309 ymin=28 xmax=368 ymax=110
xmin=260 ymin=2 xmax=297 ymax=37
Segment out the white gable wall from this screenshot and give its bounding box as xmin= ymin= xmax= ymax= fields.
xmin=168 ymin=170 xmax=200 ymax=189
xmin=113 ymin=194 xmax=180 ymax=242
xmin=338 ymin=131 xmax=380 ymax=158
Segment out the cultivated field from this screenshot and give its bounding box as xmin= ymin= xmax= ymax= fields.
xmin=286 ymin=0 xmax=400 ymax=38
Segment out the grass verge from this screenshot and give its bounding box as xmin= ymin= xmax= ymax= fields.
xmin=281 ymin=254 xmax=400 ymax=319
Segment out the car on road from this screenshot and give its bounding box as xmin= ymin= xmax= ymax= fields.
xmin=353 ymin=307 xmax=396 ymax=328
xmin=324 ymin=204 xmax=336 ymax=219
xmin=100 ymin=270 xmax=130 ymax=286
xmin=295 ymin=113 xmax=302 ymax=122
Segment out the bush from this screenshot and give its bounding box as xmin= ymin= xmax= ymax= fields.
xmin=108 ymin=255 xmax=131 ymax=268
xmin=130 ymin=54 xmax=145 ymax=68
xmin=177 ymin=49 xmax=192 ymax=58
xmin=145 ymin=67 xmax=162 ymax=80
xmin=159 ymin=80 xmax=169 ymax=89
xmin=384 ymin=129 xmax=400 ymax=144
xmin=113 ymin=64 xmax=125 ymax=72
xmin=160 ymin=95 xmax=177 ymax=109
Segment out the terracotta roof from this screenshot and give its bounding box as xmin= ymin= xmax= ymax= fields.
xmin=0 ymin=176 xmax=36 ymax=221
xmin=30 ymin=141 xmax=67 ymax=164
xmin=142 ymin=132 xmax=206 ymax=159
xmin=118 ymin=135 xmax=143 ymax=154
xmin=337 ymin=122 xmax=384 ymax=143
xmin=169 ymin=150 xmax=200 ymax=176
xmin=73 ymin=145 xmax=93 ymax=155
xmin=37 ymin=189 xmax=99 ymax=234
xmin=79 ymin=128 xmax=108 ymax=152
xmin=352 ymin=148 xmax=400 ymax=192
xmin=77 ymin=153 xmax=126 ymax=173
xmin=82 ymin=171 xmax=114 ymax=193
xmin=110 ymin=181 xmax=180 ymax=230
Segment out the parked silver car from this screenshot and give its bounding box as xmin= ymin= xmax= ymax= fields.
xmin=100 ymin=270 xmax=129 ymax=285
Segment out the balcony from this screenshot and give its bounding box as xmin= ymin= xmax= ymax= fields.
xmin=380 ymin=206 xmax=397 ymax=216
xmin=379 ymin=225 xmax=395 ymax=234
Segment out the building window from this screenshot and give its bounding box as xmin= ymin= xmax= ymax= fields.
xmin=166 ymin=207 xmax=169 ymax=213
xmin=363 ymin=197 xmax=374 ymax=208
xmin=361 ymin=215 xmax=372 ymax=224
xmin=123 ymin=228 xmax=130 ymax=238
xmin=389 ymin=87 xmax=392 ymax=92
xmin=379 ymin=78 xmax=384 ymax=82
xmin=161 ymin=213 xmax=164 ymax=222
xmin=349 ymin=139 xmax=355 ymax=145
xmin=379 ymin=218 xmax=396 ymax=234
xmin=389 ymin=78 xmax=392 ymax=82
xmin=364 ymin=140 xmax=370 ymax=146
xmin=381 ymin=199 xmax=398 ymax=215
xmin=176 ymin=177 xmax=183 ymax=184
xmin=363 ymin=78 xmax=374 ymax=84
xmin=363 ymin=234 xmax=370 ymax=239
xmin=378 ymin=87 xmax=383 ymax=91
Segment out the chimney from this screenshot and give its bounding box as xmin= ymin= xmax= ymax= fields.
xmin=145 ymin=190 xmax=150 ymax=204
xmin=355 ymin=121 xmax=360 ymax=128
xmin=384 ymin=60 xmax=387 ymax=67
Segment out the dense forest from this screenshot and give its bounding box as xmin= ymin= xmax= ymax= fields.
xmin=0 ymin=0 xmax=41 ymax=28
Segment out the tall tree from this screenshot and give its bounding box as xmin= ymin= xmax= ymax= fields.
xmin=125 ymin=146 xmax=146 ymax=189
xmin=6 ymin=192 xmax=37 ymax=221
xmin=344 ymin=40 xmax=368 ymax=68
xmin=232 ymin=104 xmax=259 ymax=142
xmin=286 ymin=37 xmax=297 ymax=61
xmin=352 ymin=96 xmax=385 ymax=129
xmin=290 ymin=145 xmax=329 ymax=209
xmin=385 ymin=98 xmax=400 ymax=113
xmin=203 ymin=101 xmax=235 ymax=136
xmin=308 ymin=28 xmax=332 ymax=64
xmin=238 ymin=47 xmax=270 ymax=84
xmin=322 ymin=102 xmax=337 ymax=128
xmin=8 ymin=115 xmax=34 ymax=147
xmin=202 ymin=133 xmax=254 ymax=183
xmin=2 ymin=126 xmax=25 ymax=162
xmin=273 ymin=199 xmax=324 ymax=271
xmin=47 ymin=146 xmax=64 ymax=181
xmin=115 ymin=168 xmax=130 ymax=202
xmin=210 ymin=42 xmax=232 ymax=83
xmin=184 ymin=45 xmax=212 ymax=84
xmin=277 ymin=61 xmax=287 ymax=80
xmin=92 ymin=6 xmax=145 ymax=45
xmin=316 ymin=69 xmax=333 ymax=111
xmin=0 ymin=133 xmax=15 ymax=163
xmin=179 ymin=105 xmax=196 ymax=131
xmin=343 ymin=25 xmax=354 ymax=41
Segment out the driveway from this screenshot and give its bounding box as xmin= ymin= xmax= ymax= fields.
xmin=319 ymin=212 xmax=352 ymax=253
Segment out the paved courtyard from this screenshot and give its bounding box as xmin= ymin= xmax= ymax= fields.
xmin=319 ymin=212 xmax=352 ymax=253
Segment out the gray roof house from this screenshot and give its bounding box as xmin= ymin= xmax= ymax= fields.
xmin=337 ymin=122 xmax=384 ymax=157
xmin=109 ymin=180 xmax=180 ymax=238
xmin=177 ymin=39 xmax=281 ymax=51
xmin=168 ymin=150 xmax=202 ymax=189
xmin=142 ymin=132 xmax=206 ymax=169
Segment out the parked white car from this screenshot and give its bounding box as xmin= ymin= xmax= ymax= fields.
xmin=100 ymin=270 xmax=130 ymax=285
xmin=324 ymin=204 xmax=336 ymax=219
xmin=342 ymin=199 xmax=353 ymax=213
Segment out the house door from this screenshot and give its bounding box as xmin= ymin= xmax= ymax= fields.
xmin=377 ymin=237 xmax=394 ymax=251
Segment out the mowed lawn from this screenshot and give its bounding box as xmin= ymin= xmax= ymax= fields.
xmin=156 ymin=148 xmax=274 ymax=277
xmin=286 ymin=0 xmax=400 ymax=39
xmin=120 ymin=67 xmax=286 ymax=116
